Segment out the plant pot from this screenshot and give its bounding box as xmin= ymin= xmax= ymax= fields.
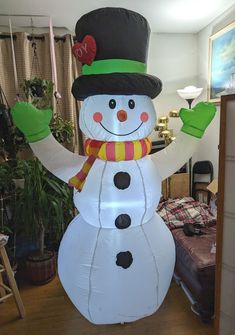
xmin=26 ymin=250 xmax=56 ymax=285
xmin=30 ymin=83 xmax=44 ymax=97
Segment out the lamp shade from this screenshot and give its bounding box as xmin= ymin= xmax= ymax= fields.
xmin=177 ymin=86 xmax=203 ymax=100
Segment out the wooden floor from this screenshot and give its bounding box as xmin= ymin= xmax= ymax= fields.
xmin=0 ymin=276 xmax=213 ymax=335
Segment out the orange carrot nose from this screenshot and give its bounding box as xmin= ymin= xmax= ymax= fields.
xmin=117 ymin=110 xmax=127 ymax=122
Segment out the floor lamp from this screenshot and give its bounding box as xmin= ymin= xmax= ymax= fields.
xmin=176 ymin=86 xmax=203 ymax=196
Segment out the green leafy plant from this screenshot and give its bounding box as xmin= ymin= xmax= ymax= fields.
xmin=0 ymin=160 xmax=29 ymax=236
xmin=0 ymin=106 xmax=30 ymax=160
xmin=13 ymin=127 xmax=30 ymax=153
xmin=0 ymin=162 xmax=12 ymax=194
xmin=22 ymin=78 xmax=74 ymax=145
xmin=0 ymin=162 xmax=15 ymax=238
xmin=15 ymin=158 xmax=73 ymax=257
xmin=50 ymin=114 xmax=74 ymax=144
xmin=0 ymin=159 xmax=28 ymax=183
xmin=12 ymin=114 xmax=74 ymax=151
xmin=22 ymin=78 xmax=53 ymax=109
xmin=11 ymin=159 xmax=28 ymax=179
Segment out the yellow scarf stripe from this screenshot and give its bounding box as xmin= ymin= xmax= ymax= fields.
xmin=99 ymin=143 xmax=107 ymax=160
xmin=68 ymin=176 xmax=81 ymax=188
xmin=133 ymin=140 xmax=142 ymax=159
xmin=146 ymin=138 xmax=151 ymax=153
xmin=82 ymin=160 xmax=93 ymax=174
xmin=78 ymin=180 xmax=85 ymax=191
xmin=115 ymin=142 xmax=125 ymax=161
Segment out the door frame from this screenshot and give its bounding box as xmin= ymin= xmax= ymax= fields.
xmin=214 ymin=94 xmax=235 ymax=334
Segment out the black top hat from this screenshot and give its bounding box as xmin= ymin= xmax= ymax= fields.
xmin=72 ymin=7 xmax=162 ymax=101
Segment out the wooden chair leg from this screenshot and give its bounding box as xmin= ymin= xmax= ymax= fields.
xmin=0 ymin=269 xmax=6 ymax=298
xmin=0 ymin=247 xmax=25 ymax=318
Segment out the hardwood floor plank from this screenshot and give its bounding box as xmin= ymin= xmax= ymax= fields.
xmin=0 ymin=276 xmax=213 ymax=335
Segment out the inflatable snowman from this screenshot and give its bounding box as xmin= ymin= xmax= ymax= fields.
xmin=12 ymin=8 xmax=216 ymax=325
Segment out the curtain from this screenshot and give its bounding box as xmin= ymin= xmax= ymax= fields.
xmin=0 ymin=32 xmax=83 ymax=154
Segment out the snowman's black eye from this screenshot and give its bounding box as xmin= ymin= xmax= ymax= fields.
xmin=109 ymin=99 xmax=116 ymax=109
xmin=128 ymin=99 xmax=135 ymax=109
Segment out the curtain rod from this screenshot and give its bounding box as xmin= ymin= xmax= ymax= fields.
xmin=0 ymin=14 xmax=49 ymax=18
xmin=0 ymin=34 xmax=76 ymax=42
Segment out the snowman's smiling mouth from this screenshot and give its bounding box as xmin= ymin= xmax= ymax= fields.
xmin=99 ymin=122 xmax=143 ymax=136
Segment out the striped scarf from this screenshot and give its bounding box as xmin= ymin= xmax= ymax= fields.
xmin=69 ymin=138 xmax=151 ymax=192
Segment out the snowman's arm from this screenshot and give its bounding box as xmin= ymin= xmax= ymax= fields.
xmin=30 ymin=134 xmax=86 ymax=183
xmin=151 ymin=132 xmax=200 ymax=181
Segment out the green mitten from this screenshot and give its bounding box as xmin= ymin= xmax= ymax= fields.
xmin=179 ymin=101 xmax=216 ymax=139
xmin=11 ymin=102 xmax=52 ymax=143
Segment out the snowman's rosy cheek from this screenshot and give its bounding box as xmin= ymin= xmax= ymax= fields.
xmin=93 ymin=112 xmax=103 ymax=122
xmin=140 ymin=112 xmax=149 ymax=122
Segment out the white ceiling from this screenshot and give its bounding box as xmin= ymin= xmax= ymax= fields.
xmin=0 ymin=0 xmax=235 ymax=33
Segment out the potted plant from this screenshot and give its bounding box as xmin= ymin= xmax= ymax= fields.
xmin=22 ymin=77 xmax=74 ymax=146
xmin=16 ymin=77 xmax=74 ymax=283
xmin=0 ymin=99 xmax=17 ymax=162
xmin=11 ymin=159 xmax=28 ymax=189
xmin=0 ymin=159 xmax=28 ymax=191
xmin=0 ymin=161 xmax=20 ymax=272
xmin=50 ymin=114 xmax=74 ymax=145
xmin=0 ymin=95 xmax=32 ymax=161
xmin=0 ymin=162 xmax=12 ymax=195
xmin=15 ymin=158 xmax=73 ymax=284
xmin=22 ymin=78 xmax=53 ymax=109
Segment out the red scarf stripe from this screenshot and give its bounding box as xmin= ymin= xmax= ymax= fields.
xmin=140 ymin=139 xmax=147 ymax=156
xmin=75 ymin=169 xmax=87 ymax=181
xmin=84 ymin=139 xmax=92 ymax=154
xmin=106 ymin=142 xmax=116 ymax=161
xmin=125 ymin=141 xmax=134 ymax=160
xmin=74 ymin=155 xmax=95 ymax=180
xmin=86 ymin=146 xmax=98 ymax=156
xmin=85 ymin=139 xmax=103 ymax=155
xmin=85 ymin=138 xmax=103 ymax=148
xmin=91 ymin=140 xmax=103 ymax=148
xmin=86 ymin=155 xmax=96 ymax=164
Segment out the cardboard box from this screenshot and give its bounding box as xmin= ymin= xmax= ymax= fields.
xmin=207 ymin=179 xmax=218 ymax=217
xmin=207 ymin=179 xmax=218 ymax=195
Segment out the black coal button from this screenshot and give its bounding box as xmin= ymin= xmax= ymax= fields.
xmin=116 ymin=251 xmax=133 ymax=269
xmin=115 ymin=214 xmax=131 ymax=229
xmin=113 ymin=172 xmax=131 ymax=190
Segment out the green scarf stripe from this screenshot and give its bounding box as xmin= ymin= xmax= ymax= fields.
xmin=82 ymin=59 xmax=146 ymax=75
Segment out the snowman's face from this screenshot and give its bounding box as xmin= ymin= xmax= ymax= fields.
xmin=79 ymin=95 xmax=156 ymax=141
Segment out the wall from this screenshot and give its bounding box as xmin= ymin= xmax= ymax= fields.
xmin=148 ymin=33 xmax=198 ymax=115
xmin=148 ymin=4 xmax=235 ymax=177
xmin=194 ymin=4 xmax=235 ymax=178
xmin=148 ymin=33 xmax=198 ymax=141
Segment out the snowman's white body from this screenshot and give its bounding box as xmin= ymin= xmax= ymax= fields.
xmin=30 ymin=94 xmax=199 ymax=324
xmin=59 ymin=213 xmax=175 ymax=324
xmin=59 ymin=157 xmax=175 ymax=324
xmin=75 ymin=156 xmax=160 ymax=228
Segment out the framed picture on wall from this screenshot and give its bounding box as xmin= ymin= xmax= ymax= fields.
xmin=208 ymin=21 xmax=235 ymax=103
